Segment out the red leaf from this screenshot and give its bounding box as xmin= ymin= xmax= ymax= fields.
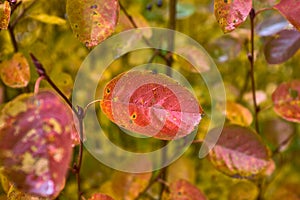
xmin=264 ymin=29 xmax=300 ymax=64
xmin=214 ymin=0 xmax=252 ymax=33
xmin=208 ymin=125 xmax=272 ymax=179
xmin=274 ymin=0 xmax=300 ymax=31
xmin=100 ymin=71 xmax=203 ymax=140
xmin=164 ymin=179 xmax=207 ymax=200
xmin=66 ymin=0 xmax=119 ymax=48
xmin=0 ymin=1 xmax=10 ymax=30
xmin=89 ymin=193 xmax=114 ymax=200
xmin=272 ymin=80 xmax=300 ymax=123
xmin=0 ymin=53 xmax=30 ymax=88
xmin=0 ymin=91 xmax=75 ymax=198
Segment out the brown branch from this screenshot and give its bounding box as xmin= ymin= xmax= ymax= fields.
xmin=248 ymin=8 xmax=260 ymax=133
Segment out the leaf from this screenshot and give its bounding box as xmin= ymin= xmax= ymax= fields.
xmin=0 ymin=53 xmax=30 ymax=88
xmin=272 ymin=80 xmax=300 ymax=123
xmin=264 ymin=29 xmax=300 ymax=64
xmin=227 ymin=181 xmax=258 ymax=200
xmin=263 ymin=118 xmax=294 ymax=152
xmin=100 ymin=70 xmax=204 ymax=140
xmin=7 ymin=185 xmax=49 ymax=200
xmin=256 ymin=13 xmax=288 ymax=37
xmin=167 ymin=156 xmax=196 ymax=183
xmin=176 ymin=3 xmax=195 ymax=19
xmin=274 ymin=0 xmax=300 ymax=31
xmin=163 ymin=179 xmax=207 ymax=200
xmin=208 ymin=125 xmax=272 ymax=179
xmin=29 ymin=14 xmax=66 ymax=25
xmin=0 ymin=1 xmax=10 ymax=30
xmin=111 ymin=171 xmax=152 ymax=199
xmin=116 ymin=11 xmax=151 ymax=38
xmin=66 ymin=0 xmax=119 ymax=48
xmin=226 ymin=101 xmax=253 ymax=126
xmin=176 ymin=45 xmax=210 ymax=73
xmin=89 ymin=193 xmax=114 ymax=200
xmin=214 ymin=0 xmax=252 ymax=33
xmin=0 ymin=91 xmax=75 ymax=198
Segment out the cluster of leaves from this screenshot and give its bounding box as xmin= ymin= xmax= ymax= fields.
xmin=0 ymin=0 xmax=300 ymax=199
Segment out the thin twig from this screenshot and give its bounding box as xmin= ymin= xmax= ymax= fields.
xmin=8 ymin=25 xmax=18 ymax=52
xmin=34 ymin=76 xmax=45 ymax=95
xmin=248 ymin=8 xmax=260 ymax=133
xmin=10 ymin=0 xmax=36 ymax=28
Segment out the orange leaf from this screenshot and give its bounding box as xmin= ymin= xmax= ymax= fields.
xmin=0 ymin=1 xmax=10 ymax=30
xmin=0 ymin=53 xmax=30 ymax=88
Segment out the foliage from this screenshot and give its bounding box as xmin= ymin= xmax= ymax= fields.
xmin=0 ymin=0 xmax=300 ymax=199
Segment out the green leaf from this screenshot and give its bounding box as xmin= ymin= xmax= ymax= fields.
xmin=214 ymin=0 xmax=252 ymax=33
xmin=66 ymin=0 xmax=119 ymax=48
xmin=274 ymin=0 xmax=300 ymax=31
xmin=0 ymin=91 xmax=76 ymax=198
xmin=264 ymin=29 xmax=300 ymax=64
xmin=272 ymin=80 xmax=300 ymax=123
xmin=29 ymin=14 xmax=66 ymax=25
xmin=0 ymin=53 xmax=30 ymax=88
xmin=208 ymin=125 xmax=272 ymax=179
xmin=0 ymin=1 xmax=10 ymax=30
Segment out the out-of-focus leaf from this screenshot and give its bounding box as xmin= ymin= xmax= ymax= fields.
xmin=48 ymin=72 xmax=73 ymax=99
xmin=243 ymin=90 xmax=267 ymax=106
xmin=163 ymin=179 xmax=207 ymax=200
xmin=263 ymin=118 xmax=294 ymax=152
xmin=100 ymin=71 xmax=203 ymax=140
xmin=264 ymin=29 xmax=300 ymax=64
xmin=227 ymin=181 xmax=258 ymax=200
xmin=209 ymin=35 xmax=242 ymax=63
xmin=0 ymin=53 xmax=30 ymax=88
xmin=0 ymin=91 xmax=75 ymax=198
xmin=176 ymin=45 xmax=210 ymax=73
xmin=208 ymin=125 xmax=272 ymax=179
xmin=0 ymin=1 xmax=10 ymax=30
xmin=7 ymin=185 xmax=49 ymax=200
xmin=176 ymin=3 xmax=195 ymax=19
xmin=226 ymin=101 xmax=253 ymax=126
xmin=256 ymin=13 xmax=288 ymax=37
xmin=111 ymin=171 xmax=152 ymax=199
xmin=167 ymin=156 xmax=196 ymax=183
xmin=66 ymin=0 xmax=119 ymax=48
xmin=0 ymin=173 xmax=10 ymax=193
xmin=214 ymin=0 xmax=252 ymax=33
xmin=29 ymin=14 xmax=66 ymax=25
xmin=116 ymin=11 xmax=151 ymax=38
xmin=272 ymin=80 xmax=300 ymax=123
xmin=15 ymin=19 xmax=41 ymax=47
xmin=89 ymin=193 xmax=114 ymax=200
xmin=274 ymin=0 xmax=300 ymax=31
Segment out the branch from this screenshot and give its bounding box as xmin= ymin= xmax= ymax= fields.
xmin=248 ymin=8 xmax=260 ymax=133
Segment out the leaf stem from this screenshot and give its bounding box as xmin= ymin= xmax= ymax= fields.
xmin=248 ymin=8 xmax=260 ymax=133
xmin=30 ymin=53 xmax=84 ymax=200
